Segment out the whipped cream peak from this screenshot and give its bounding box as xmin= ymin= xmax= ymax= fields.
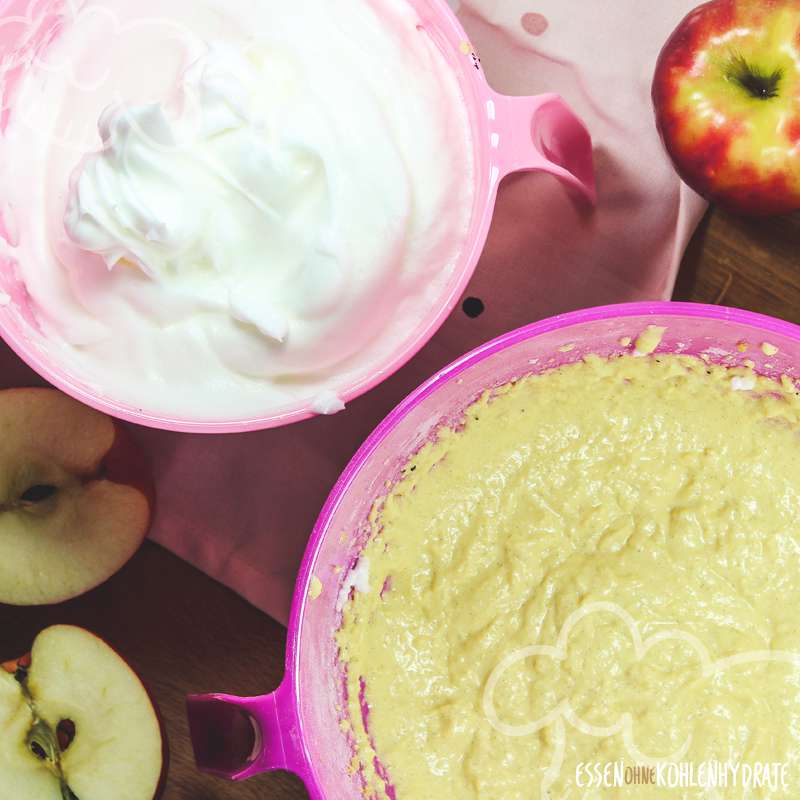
xmin=181 ymin=42 xmax=267 ymax=134
xmin=228 ymin=286 xmax=289 ymax=343
xmin=63 ymin=41 xmax=344 ymax=354
xmin=311 ymin=390 xmax=346 ymax=416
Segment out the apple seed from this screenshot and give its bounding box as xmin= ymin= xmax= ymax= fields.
xmin=0 ymin=482 xmax=60 ymax=515
xmin=29 ymin=740 xmax=47 ymax=760
xmin=20 ymin=484 xmax=59 ymax=504
xmin=57 ymin=719 xmax=76 ymax=751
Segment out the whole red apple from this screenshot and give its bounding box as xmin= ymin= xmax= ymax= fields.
xmin=653 ymin=0 xmax=800 ymax=215
xmin=1 ymin=626 xmax=166 ymax=799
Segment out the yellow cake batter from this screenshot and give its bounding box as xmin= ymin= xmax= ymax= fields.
xmin=336 ymin=352 xmax=800 ymax=799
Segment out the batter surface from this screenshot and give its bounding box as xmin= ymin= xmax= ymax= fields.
xmin=337 ymin=353 xmax=800 ymax=799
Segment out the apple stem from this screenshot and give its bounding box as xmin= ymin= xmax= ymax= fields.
xmin=727 ymin=53 xmax=782 ymax=100
xmin=13 ymin=664 xmax=32 ymax=700
xmin=61 ymin=783 xmax=79 ymax=800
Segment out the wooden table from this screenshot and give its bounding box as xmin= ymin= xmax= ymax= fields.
xmin=2 ymin=206 xmax=798 ymax=800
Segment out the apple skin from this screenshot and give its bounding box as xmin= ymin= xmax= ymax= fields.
xmin=2 ymin=653 xmax=31 ymax=674
xmin=2 ymin=628 xmax=168 ymax=800
xmin=653 ymin=0 xmax=800 ymax=215
xmin=98 ymin=413 xmax=155 ymax=513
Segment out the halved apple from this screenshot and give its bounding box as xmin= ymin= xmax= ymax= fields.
xmin=0 ymin=388 xmax=153 ymax=605
xmin=0 ymin=625 xmax=165 ymax=799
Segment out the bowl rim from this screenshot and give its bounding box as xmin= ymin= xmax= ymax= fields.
xmin=0 ymin=0 xmax=498 ymax=434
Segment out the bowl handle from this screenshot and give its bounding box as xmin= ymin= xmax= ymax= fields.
xmin=492 ymin=90 xmax=596 ymax=203
xmin=186 ymin=679 xmax=304 ymax=781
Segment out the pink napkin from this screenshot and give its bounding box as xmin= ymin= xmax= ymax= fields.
xmin=0 ymin=0 xmax=707 ymax=625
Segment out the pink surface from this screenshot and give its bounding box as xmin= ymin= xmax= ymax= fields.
xmin=0 ymin=0 xmax=707 ymax=623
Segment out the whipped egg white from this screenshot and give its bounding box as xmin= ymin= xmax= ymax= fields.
xmin=0 ymin=0 xmax=474 ymax=419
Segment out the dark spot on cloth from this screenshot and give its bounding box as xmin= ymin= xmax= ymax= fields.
xmin=462 ymin=297 xmax=485 ymax=318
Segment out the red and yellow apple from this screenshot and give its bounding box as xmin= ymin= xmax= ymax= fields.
xmin=0 ymin=388 xmax=153 ymax=605
xmin=0 ymin=625 xmax=165 ymax=799
xmin=653 ymin=0 xmax=800 ymax=215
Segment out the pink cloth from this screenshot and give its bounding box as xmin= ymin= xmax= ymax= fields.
xmin=0 ymin=1 xmax=707 ymax=624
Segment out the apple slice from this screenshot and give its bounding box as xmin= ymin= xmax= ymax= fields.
xmin=0 ymin=625 xmax=165 ymax=799
xmin=0 ymin=388 xmax=152 ymax=605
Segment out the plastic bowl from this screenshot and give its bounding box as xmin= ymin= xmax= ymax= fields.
xmin=187 ymin=301 xmax=800 ymax=797
xmin=0 ymin=0 xmax=594 ymax=433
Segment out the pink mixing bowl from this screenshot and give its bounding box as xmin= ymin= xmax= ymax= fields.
xmin=187 ymin=301 xmax=800 ymax=797
xmin=0 ymin=0 xmax=594 ymax=433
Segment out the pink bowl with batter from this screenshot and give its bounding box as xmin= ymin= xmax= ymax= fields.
xmin=187 ymin=301 xmax=800 ymax=798
xmin=0 ymin=0 xmax=594 ymax=433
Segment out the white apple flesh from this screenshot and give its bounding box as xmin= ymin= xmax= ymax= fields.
xmin=0 ymin=667 xmax=54 ymax=797
xmin=0 ymin=625 xmax=164 ymax=799
xmin=0 ymin=388 xmax=152 ymax=605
